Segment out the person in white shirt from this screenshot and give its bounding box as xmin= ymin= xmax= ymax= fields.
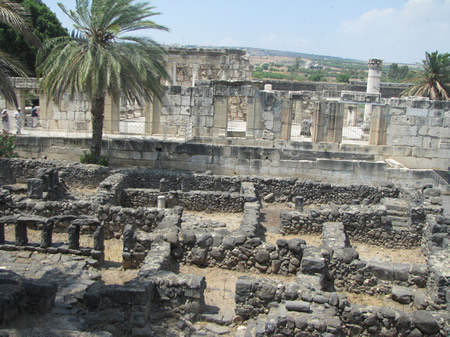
xmin=14 ymin=107 xmax=23 ymax=134
xmin=1 ymin=109 xmax=10 ymax=133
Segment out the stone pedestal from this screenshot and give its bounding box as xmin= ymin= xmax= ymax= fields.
xmin=157 ymin=196 xmax=166 ymax=209
xmin=40 ymin=222 xmax=54 ymax=248
xmin=27 ymin=178 xmax=43 ymax=199
xmin=68 ymin=224 xmax=80 ymax=249
xmin=93 ymin=225 xmax=105 ymax=251
xmin=15 ymin=223 xmax=28 ymax=246
xmin=295 ymin=196 xmax=304 ymax=211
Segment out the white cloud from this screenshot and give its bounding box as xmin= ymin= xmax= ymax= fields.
xmin=337 ymin=0 xmax=450 ymax=62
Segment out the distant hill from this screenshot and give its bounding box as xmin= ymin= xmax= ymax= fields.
xmin=237 ymin=47 xmax=362 ymax=63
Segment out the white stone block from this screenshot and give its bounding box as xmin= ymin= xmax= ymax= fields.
xmin=406 ymin=108 xmax=428 ymax=117
xmin=61 ymin=111 xmax=67 ymax=120
xmin=181 ymin=95 xmax=191 ymax=106
xmin=440 ymin=127 xmax=450 ymax=139
xmin=53 ymin=111 xmax=61 ymax=120
xmin=75 ymin=111 xmax=85 ymax=121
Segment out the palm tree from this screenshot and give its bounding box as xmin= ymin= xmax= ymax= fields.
xmin=402 ymin=51 xmax=450 ymax=101
xmin=0 ymin=0 xmax=40 ymax=107
xmin=37 ymin=0 xmax=169 ymax=161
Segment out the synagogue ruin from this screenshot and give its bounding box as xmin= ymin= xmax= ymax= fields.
xmin=0 ymin=48 xmax=449 ymax=336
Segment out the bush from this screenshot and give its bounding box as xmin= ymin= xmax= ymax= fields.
xmin=80 ymin=148 xmax=109 ymax=166
xmin=0 ymin=131 xmax=17 ymax=158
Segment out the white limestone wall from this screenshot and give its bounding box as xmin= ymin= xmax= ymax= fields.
xmin=385 ymin=98 xmax=450 ymax=170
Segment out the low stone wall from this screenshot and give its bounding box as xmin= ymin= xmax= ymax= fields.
xmin=123 ymin=168 xmax=242 ymax=192
xmin=0 ymin=270 xmax=57 ymax=326
xmin=123 ymin=189 xmax=244 ymax=213
xmin=280 ymin=204 xmax=426 ymax=248
xmin=235 ymin=275 xmax=448 ymax=337
xmin=0 ymin=215 xmax=105 ymax=265
xmin=423 ymin=215 xmax=450 ymax=308
xmin=0 ymin=158 xmax=110 ymax=189
xmin=2 ymin=192 xmax=167 ymax=239
xmin=14 ymin=137 xmax=449 ymax=190
xmin=252 ymin=177 xmax=400 ymax=205
xmin=85 ymin=239 xmax=206 ymax=336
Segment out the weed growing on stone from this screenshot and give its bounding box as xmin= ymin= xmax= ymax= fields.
xmin=0 ymin=131 xmax=17 ymax=158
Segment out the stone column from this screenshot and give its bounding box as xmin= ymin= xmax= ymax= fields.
xmin=40 ymin=221 xmax=54 ymax=248
xmin=103 ymin=94 xmax=120 ymax=134
xmin=15 ymin=223 xmax=28 ymax=246
xmin=93 ymin=225 xmax=105 ymax=251
xmin=123 ymin=224 xmax=136 ymax=252
xmin=38 ymin=93 xmax=52 ymax=128
xmin=326 ymin=102 xmax=344 ymax=143
xmin=369 ymin=105 xmax=388 ymax=145
xmin=212 ymin=96 xmax=228 ymax=137
xmin=347 ymin=106 xmax=357 ymax=126
xmin=172 ymin=62 xmax=177 ymax=85
xmin=295 ymin=196 xmax=304 ymax=211
xmin=68 ymin=223 xmax=80 ymax=249
xmin=192 ymin=64 xmax=199 ymax=87
xmin=0 ymin=222 xmax=4 ymax=244
xmin=311 ymin=102 xmax=326 ymax=142
xmin=27 ymin=178 xmax=43 ymax=199
xmin=363 ymin=59 xmax=382 ymax=131
xmin=280 ymin=97 xmax=292 ymax=141
xmin=151 ymin=97 xmax=162 ymax=134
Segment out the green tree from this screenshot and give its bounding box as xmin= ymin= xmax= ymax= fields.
xmin=402 ymin=51 xmax=450 ymax=100
xmin=336 ymin=73 xmax=350 ymax=83
xmin=388 ymin=63 xmax=410 ymax=82
xmin=309 ymin=70 xmax=325 ymax=82
xmin=0 ymin=0 xmax=40 ymax=107
xmin=0 ymin=0 xmax=68 ymax=75
xmin=37 ymin=0 xmax=170 ymax=161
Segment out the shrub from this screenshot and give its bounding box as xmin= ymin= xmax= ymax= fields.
xmin=80 ymin=148 xmax=109 ymax=166
xmin=0 ymin=131 xmax=17 ymax=158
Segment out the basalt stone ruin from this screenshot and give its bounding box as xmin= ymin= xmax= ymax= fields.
xmin=0 ymin=158 xmax=448 ymax=336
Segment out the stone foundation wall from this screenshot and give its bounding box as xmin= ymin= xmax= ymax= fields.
xmin=280 ymin=205 xmax=425 ymax=248
xmin=123 ymin=189 xmax=244 ymax=213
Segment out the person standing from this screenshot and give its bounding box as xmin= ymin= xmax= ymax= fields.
xmin=14 ymin=107 xmax=23 ymax=134
xmin=1 ymin=109 xmax=10 ymax=133
xmin=31 ymin=105 xmax=39 ymax=128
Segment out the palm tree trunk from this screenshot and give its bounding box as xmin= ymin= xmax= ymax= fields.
xmin=91 ymin=90 xmax=105 ymax=161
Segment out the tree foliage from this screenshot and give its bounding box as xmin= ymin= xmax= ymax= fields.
xmin=402 ymin=51 xmax=450 ymax=101
xmin=387 ymin=63 xmax=411 ymax=82
xmin=37 ymin=0 xmax=170 ymax=161
xmin=0 ymin=0 xmax=67 ymax=75
xmin=0 ymin=0 xmax=40 ymax=107
xmin=336 ymin=73 xmax=350 ymax=83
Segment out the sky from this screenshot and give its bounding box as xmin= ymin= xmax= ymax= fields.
xmin=43 ymin=0 xmax=450 ymax=64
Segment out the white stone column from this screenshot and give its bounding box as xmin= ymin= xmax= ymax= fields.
xmin=347 ymin=106 xmax=357 ymax=126
xmin=172 ymin=62 xmax=177 ymax=85
xmin=363 ymin=59 xmax=382 ymax=131
xmin=192 ymin=64 xmax=199 ymax=87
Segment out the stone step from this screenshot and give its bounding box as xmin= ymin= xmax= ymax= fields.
xmin=381 ymin=198 xmax=409 ymax=213
xmin=387 ymin=215 xmax=410 ymax=227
